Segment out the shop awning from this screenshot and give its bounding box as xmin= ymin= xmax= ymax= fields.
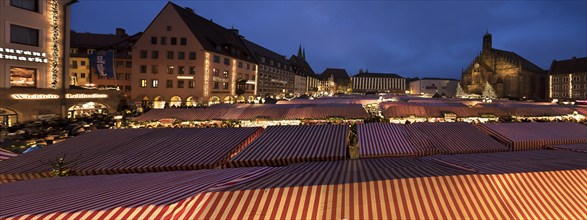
xmin=227 ymin=125 xmax=348 ymax=167
xmin=0 ymin=148 xmax=18 ymax=161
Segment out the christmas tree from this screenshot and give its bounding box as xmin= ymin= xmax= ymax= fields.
xmin=456 ymin=83 xmax=467 ymax=98
xmin=482 ymin=81 xmax=498 ymax=99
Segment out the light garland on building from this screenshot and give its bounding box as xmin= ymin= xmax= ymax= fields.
xmin=50 ymin=0 xmax=60 ymax=89
xmin=568 ymin=74 xmax=572 ymax=98
xmin=231 ymin=59 xmax=237 ymax=96
xmin=204 ymin=52 xmax=210 ymax=97
xmin=254 ymin=65 xmax=258 ymax=96
xmin=548 ymin=75 xmax=552 ymax=98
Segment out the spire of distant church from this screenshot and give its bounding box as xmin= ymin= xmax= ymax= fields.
xmin=483 ymin=30 xmax=492 ymax=51
xmin=302 ymin=48 xmax=306 ymax=60
xmin=298 ymin=44 xmax=303 ymax=58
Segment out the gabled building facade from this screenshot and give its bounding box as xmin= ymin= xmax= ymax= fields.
xmin=351 ymin=72 xmax=406 ymax=93
xmin=132 ymin=3 xmax=258 ymax=107
xmin=409 ymin=77 xmax=460 ymax=97
xmin=461 ymin=32 xmax=547 ymax=99
xmin=548 ymin=57 xmax=587 ymax=100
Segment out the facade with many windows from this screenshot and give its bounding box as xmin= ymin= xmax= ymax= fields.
xmin=409 ymin=77 xmax=460 ymax=97
xmin=133 ymin=2 xmax=257 ymax=107
xmin=548 ymin=57 xmax=587 ymax=100
xmin=69 ymin=28 xmax=140 ymax=100
xmin=242 ymin=38 xmax=294 ymax=98
xmin=351 ymin=72 xmax=406 ymax=93
xmin=1 ymin=0 xmax=118 ymax=124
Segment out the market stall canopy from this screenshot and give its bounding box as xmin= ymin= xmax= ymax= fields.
xmin=476 ymin=122 xmax=587 ymax=151
xmin=0 ymin=148 xmax=18 ymax=161
xmin=228 ymin=125 xmax=348 ymax=167
xmin=431 ymin=149 xmax=587 ymax=173
xmin=0 ymin=128 xmax=263 ymax=182
xmin=359 ymin=122 xmax=508 ymax=157
xmin=550 ymin=143 xmax=587 ymax=153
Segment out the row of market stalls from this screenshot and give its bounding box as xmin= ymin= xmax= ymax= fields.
xmin=1 ymin=150 xmax=586 ymax=219
xmin=3 ymin=122 xmax=585 ymax=182
xmin=130 ymin=104 xmax=369 ymax=127
xmin=381 ymin=98 xmax=587 ymax=123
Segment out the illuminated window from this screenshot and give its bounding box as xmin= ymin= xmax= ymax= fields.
xmin=10 ymin=66 xmax=36 ymax=87
xmin=189 ymin=66 xmax=196 ymax=75
xmin=213 ymin=69 xmax=219 ymax=76
xmin=562 ymin=77 xmax=568 ymax=82
xmin=152 ymin=79 xmax=159 ymax=88
xmin=223 ymin=82 xmax=229 ymax=89
xmin=223 ymin=70 xmax=229 ymax=78
xmin=140 ymin=79 xmax=147 ymax=87
xmin=167 ymin=65 xmax=174 ymax=74
xmin=10 ymin=24 xmax=38 ymax=46
xmin=189 ymin=80 xmax=195 ymax=88
xmin=178 ymin=66 xmax=185 ymax=74
xmin=87 ymin=49 xmax=95 ymax=54
xmin=10 ymin=0 xmax=38 ymax=12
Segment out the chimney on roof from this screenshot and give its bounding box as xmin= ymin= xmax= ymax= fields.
xmin=116 ymin=28 xmax=126 ymax=36
xmin=185 ymin=7 xmax=194 ymax=13
xmin=229 ymin=27 xmax=239 ymax=36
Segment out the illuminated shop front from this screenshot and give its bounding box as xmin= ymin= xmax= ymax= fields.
xmin=68 ymin=102 xmax=109 ymax=118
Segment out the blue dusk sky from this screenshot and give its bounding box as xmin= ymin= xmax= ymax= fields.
xmin=71 ymin=0 xmax=587 ymax=79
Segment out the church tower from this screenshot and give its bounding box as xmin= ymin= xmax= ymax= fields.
xmin=483 ymin=31 xmax=492 ymax=51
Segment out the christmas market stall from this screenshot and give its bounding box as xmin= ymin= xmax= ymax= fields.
xmin=227 ymin=124 xmax=349 ymax=167
xmin=476 ymin=122 xmax=587 ymax=151
xmin=0 ymin=128 xmax=263 ymax=183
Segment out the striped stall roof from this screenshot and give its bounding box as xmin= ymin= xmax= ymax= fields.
xmin=574 ymin=106 xmax=587 ymax=115
xmin=0 ymin=167 xmax=273 ymax=220
xmin=132 ymin=104 xmax=368 ymax=121
xmin=194 ymin=169 xmax=587 ymax=220
xmin=431 ymin=150 xmax=587 ymax=174
xmin=227 ymin=125 xmax=348 ymax=167
xmin=0 ymin=148 xmax=18 ymax=161
xmin=131 ymin=108 xmax=227 ymax=121
xmin=476 ymin=122 xmax=587 ymax=151
xmin=551 ymin=143 xmax=587 ymax=153
xmin=359 ymin=123 xmax=508 ymax=157
xmin=507 ymin=106 xmax=576 ymax=116
xmin=0 ymin=128 xmax=263 ymax=182
xmin=382 ymin=105 xmax=508 ymax=118
xmin=1 ymin=157 xmax=585 ymax=220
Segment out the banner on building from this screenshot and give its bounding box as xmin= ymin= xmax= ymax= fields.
xmin=90 ymin=50 xmax=114 ymax=78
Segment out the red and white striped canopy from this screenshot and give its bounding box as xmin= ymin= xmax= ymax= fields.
xmin=131 ymin=108 xmax=228 ymax=121
xmin=477 ymin=122 xmax=587 ymax=151
xmin=359 ymin=122 xmax=508 ymax=157
xmin=228 ymin=125 xmax=349 ymax=167
xmin=431 ymin=149 xmax=587 ymax=174
xmin=551 ymin=143 xmax=587 ymax=153
xmin=0 ymin=148 xmax=18 ymax=161
xmin=0 ymin=128 xmax=263 ymax=182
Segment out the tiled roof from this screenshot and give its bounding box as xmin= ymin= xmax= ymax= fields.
xmin=170 ymin=2 xmax=256 ymax=63
xmin=492 ymin=49 xmax=545 ymax=73
xmin=321 ymin=68 xmax=350 ymax=80
xmin=549 ymin=57 xmax=587 ymax=74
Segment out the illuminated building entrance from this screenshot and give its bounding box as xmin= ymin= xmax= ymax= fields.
xmin=68 ymin=102 xmax=108 ymax=118
xmin=0 ymin=107 xmax=18 ymax=126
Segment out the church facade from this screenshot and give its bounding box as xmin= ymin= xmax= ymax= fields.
xmin=461 ymin=32 xmax=547 ymax=99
